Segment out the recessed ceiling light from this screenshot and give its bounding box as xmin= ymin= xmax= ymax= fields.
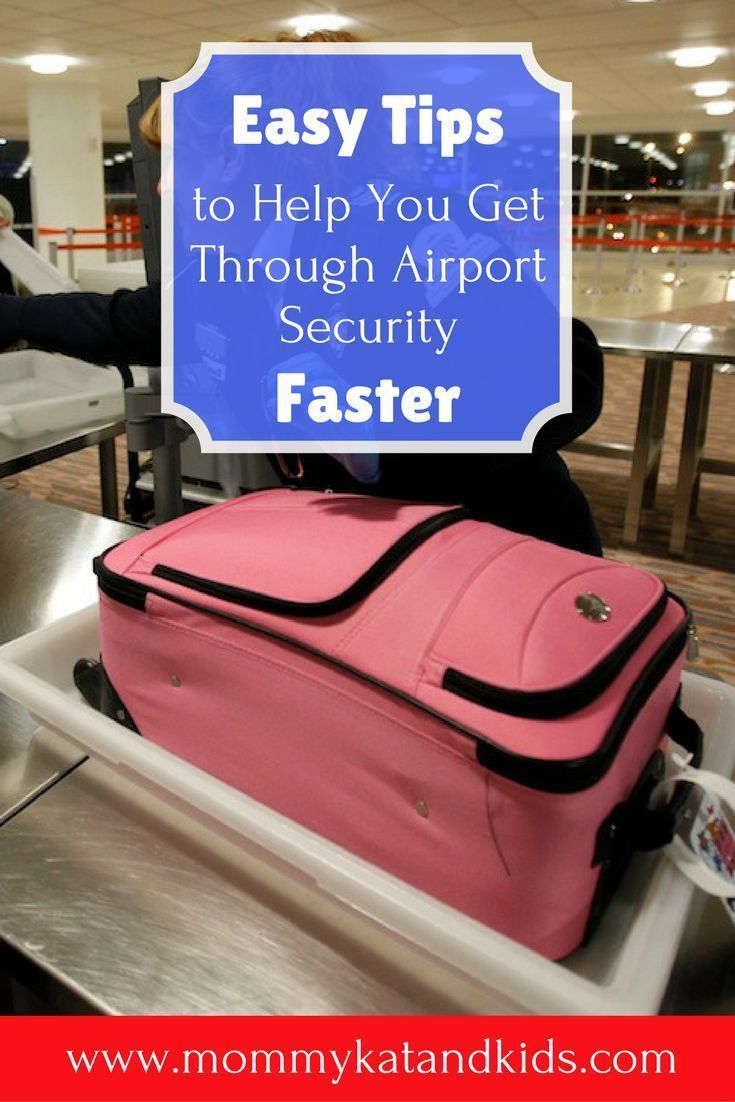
xmin=26 ymin=53 xmax=75 ymax=74
xmin=629 ymin=140 xmax=643 ymax=149
xmin=705 ymin=100 xmax=735 ymax=116
xmin=678 ymin=132 xmax=692 ymax=144
xmin=614 ymin=133 xmax=631 ymax=144
xmin=0 ymin=137 xmax=7 ymax=146
xmin=287 ymin=12 xmax=352 ymax=37
xmin=671 ymin=47 xmax=723 ymax=68
xmin=643 ymin=142 xmax=656 ymax=152
xmin=693 ymin=80 xmax=731 ymax=97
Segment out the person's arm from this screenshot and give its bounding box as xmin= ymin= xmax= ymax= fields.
xmin=532 ymin=318 xmax=604 ymax=454
xmin=0 ymin=282 xmax=161 ymax=366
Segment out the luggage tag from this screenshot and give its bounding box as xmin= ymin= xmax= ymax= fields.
xmin=651 ymin=754 xmax=735 ymax=914
xmin=682 ymin=788 xmax=735 ymax=928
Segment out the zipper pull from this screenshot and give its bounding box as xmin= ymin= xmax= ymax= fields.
xmin=686 ymin=618 xmax=700 ymax=662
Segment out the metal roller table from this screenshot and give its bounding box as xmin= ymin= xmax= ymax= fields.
xmin=0 ymin=492 xmax=732 ymax=1014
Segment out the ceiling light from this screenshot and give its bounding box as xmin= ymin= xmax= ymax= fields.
xmin=288 ymin=13 xmax=351 ymax=37
xmin=678 ymin=132 xmax=693 ymax=144
xmin=723 ymin=180 xmax=735 ymax=191
xmin=643 ymin=142 xmax=656 ymax=153
xmin=705 ymin=100 xmax=735 ymax=115
xmin=0 ymin=137 xmax=7 ymax=146
xmin=26 ymin=53 xmax=74 ymax=75
xmin=624 ymin=192 xmax=633 ymax=200
xmin=113 ymin=153 xmax=126 ymax=162
xmin=103 ymin=158 xmax=114 ymax=167
xmin=629 ymin=140 xmax=643 ymax=149
xmin=671 ymin=47 xmax=723 ymax=68
xmin=614 ymin=134 xmax=630 ymax=144
xmin=693 ymin=80 xmax=731 ymax=97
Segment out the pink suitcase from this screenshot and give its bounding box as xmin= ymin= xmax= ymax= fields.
xmin=78 ymin=489 xmax=702 ymax=959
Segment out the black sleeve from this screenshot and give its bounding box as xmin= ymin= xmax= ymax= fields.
xmin=0 ymin=282 xmax=161 ymax=367
xmin=532 ymin=318 xmax=604 ymax=454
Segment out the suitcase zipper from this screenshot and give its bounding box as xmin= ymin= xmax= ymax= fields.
xmin=443 ymin=587 xmax=669 ymax=719
xmin=146 ymin=506 xmax=468 ymax=617
xmin=95 ymin=545 xmax=691 ymax=794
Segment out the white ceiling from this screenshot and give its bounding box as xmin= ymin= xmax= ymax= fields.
xmin=0 ymin=0 xmax=734 ymax=140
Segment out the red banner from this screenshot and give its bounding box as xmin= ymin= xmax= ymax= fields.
xmin=0 ymin=1015 xmax=731 ymax=1102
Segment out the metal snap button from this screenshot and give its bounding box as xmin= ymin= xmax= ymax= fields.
xmin=575 ymin=593 xmax=611 ymax=622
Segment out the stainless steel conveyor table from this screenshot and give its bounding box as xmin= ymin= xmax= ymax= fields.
xmin=0 ymin=492 xmax=733 ymax=1014
xmin=0 ymin=420 xmax=124 ymax=520
xmin=570 ymin=318 xmax=693 ymax=546
xmin=668 ymin=325 xmax=735 ymax=556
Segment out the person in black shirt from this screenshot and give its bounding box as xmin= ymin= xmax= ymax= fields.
xmin=0 ymin=278 xmax=604 ymax=554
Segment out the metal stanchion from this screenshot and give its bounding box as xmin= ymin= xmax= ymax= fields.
xmin=634 ymin=214 xmax=647 ymax=274
xmin=125 ymin=369 xmax=190 ymax=525
xmin=621 ymin=216 xmax=641 ymax=293
xmin=718 ymin=219 xmax=735 ymax=280
xmin=65 ymin=226 xmax=76 ymax=280
xmin=666 ymin=214 xmax=687 ymax=287
xmin=47 ymin=240 xmax=58 ymax=269
xmin=583 ymin=217 xmax=605 ymax=295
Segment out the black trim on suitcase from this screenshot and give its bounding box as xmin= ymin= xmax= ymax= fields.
xmin=93 ymin=542 xmax=692 ymax=794
xmin=442 ymin=588 xmax=668 ymax=719
xmin=585 ymin=698 xmax=704 ymax=943
xmin=473 ymin=598 xmax=690 ymax=789
xmin=147 ymin=506 xmax=467 ymax=617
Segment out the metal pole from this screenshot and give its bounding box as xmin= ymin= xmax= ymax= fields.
xmin=584 ymin=216 xmax=605 ymax=295
xmin=668 ymin=212 xmax=687 ymax=287
xmin=151 ymin=439 xmax=184 ymax=524
xmin=576 ymin=134 xmax=592 ymax=242
xmin=65 ymin=226 xmax=75 ymax=280
xmin=98 ymin=438 xmax=119 ymax=520
xmin=716 ymin=135 xmax=734 ymax=276
xmin=714 ymin=132 xmax=731 ymax=247
xmin=48 ymin=240 xmax=58 ymax=269
xmin=635 ymin=212 xmax=647 ymax=274
xmin=622 ymin=215 xmax=641 ymax=293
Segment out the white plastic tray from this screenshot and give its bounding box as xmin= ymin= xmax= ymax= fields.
xmin=0 ymin=227 xmax=78 ymax=294
xmin=0 ymin=603 xmax=733 ymax=1015
xmin=0 ymin=350 xmax=123 ymax=440
xmin=77 ymin=259 xmax=147 ymax=294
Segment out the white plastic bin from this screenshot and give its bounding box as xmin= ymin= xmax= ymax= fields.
xmin=0 ymin=228 xmax=77 ymax=294
xmin=76 ymin=259 xmax=147 ymax=293
xmin=0 ymin=350 xmax=123 ymax=440
xmin=0 ymin=603 xmax=733 ymax=1014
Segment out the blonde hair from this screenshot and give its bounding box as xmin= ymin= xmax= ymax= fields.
xmin=138 ymin=96 xmax=161 ymax=150
xmin=138 ymin=29 xmax=360 ymax=150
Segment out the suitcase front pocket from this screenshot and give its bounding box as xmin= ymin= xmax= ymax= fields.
xmin=147 ymin=504 xmax=467 ymax=617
